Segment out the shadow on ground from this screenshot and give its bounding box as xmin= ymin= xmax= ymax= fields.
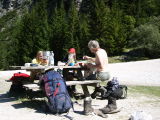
xmin=0 ymin=93 xmax=17 ymax=103
xmin=0 ymin=90 xmax=86 ymax=117
xmin=0 ymin=88 xmax=47 ymax=114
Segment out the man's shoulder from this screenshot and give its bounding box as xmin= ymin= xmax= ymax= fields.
xmin=96 ymin=49 xmax=108 ymax=59
xmin=97 ymin=48 xmax=107 ymax=54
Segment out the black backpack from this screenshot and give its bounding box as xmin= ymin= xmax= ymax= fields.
xmin=102 ymin=78 xmax=128 ymax=99
xmin=41 ymin=70 xmax=73 ymax=114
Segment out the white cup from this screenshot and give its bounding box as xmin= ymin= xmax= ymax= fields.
xmin=25 ymin=63 xmax=31 ymax=67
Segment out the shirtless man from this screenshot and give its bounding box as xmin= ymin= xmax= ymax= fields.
xmin=83 ymin=40 xmax=117 ymax=115
xmin=83 ymin=40 xmax=110 ymax=81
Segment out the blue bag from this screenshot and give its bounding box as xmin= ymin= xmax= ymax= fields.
xmin=42 ymin=70 xmax=73 ymax=114
xmin=107 ymin=77 xmax=119 ymax=91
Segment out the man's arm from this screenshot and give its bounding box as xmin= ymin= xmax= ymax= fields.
xmin=83 ymin=56 xmax=95 ymax=62
xmin=85 ymin=53 xmax=102 ymax=69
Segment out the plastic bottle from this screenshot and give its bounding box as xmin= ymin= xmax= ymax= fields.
xmin=49 ymin=51 xmax=54 ymax=66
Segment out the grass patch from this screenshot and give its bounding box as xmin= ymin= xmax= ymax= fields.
xmin=108 ymin=56 xmax=125 ymax=63
xmin=108 ymin=54 xmax=149 ymax=63
xmin=129 ymin=86 xmax=160 ymax=97
xmin=108 ymin=48 xmax=156 ymax=63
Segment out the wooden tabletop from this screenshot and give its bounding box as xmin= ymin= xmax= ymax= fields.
xmin=10 ymin=65 xmax=85 ymax=70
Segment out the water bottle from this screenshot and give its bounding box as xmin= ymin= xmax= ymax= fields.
xmin=49 ymin=51 xmax=54 ymax=66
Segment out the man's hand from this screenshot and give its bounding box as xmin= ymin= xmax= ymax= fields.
xmin=83 ymin=56 xmax=90 ymax=60
xmin=85 ymin=63 xmax=94 ymax=68
xmin=83 ymin=56 xmax=95 ymax=62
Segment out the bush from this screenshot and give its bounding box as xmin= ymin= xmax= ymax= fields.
xmin=130 ymin=23 xmax=160 ymax=58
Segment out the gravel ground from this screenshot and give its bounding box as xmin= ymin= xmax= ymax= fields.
xmin=109 ymin=59 xmax=160 ymax=86
xmin=0 ymin=59 xmax=160 ymax=120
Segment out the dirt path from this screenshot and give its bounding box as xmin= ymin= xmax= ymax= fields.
xmin=0 ymin=59 xmax=160 ymax=120
xmin=109 ymin=59 xmax=160 ymax=86
xmin=0 ymin=91 xmax=160 ymax=120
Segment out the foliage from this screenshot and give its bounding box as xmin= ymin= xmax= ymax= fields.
xmin=32 ymin=0 xmax=49 ymax=52
xmin=65 ymin=0 xmax=81 ymax=56
xmin=49 ymin=1 xmax=70 ymax=63
xmin=15 ymin=0 xmax=49 ymax=65
xmin=107 ymin=5 xmax=127 ymax=55
xmin=122 ymin=15 xmax=136 ymax=44
xmin=0 ymin=10 xmax=17 ymax=28
xmin=78 ymin=13 xmax=90 ymax=56
xmin=0 ymin=0 xmax=160 ymax=69
xmin=130 ymin=19 xmax=160 ymax=57
xmin=0 ymin=10 xmax=20 ymax=69
xmin=16 ymin=13 xmax=35 ymax=65
xmin=82 ymin=0 xmax=134 ymax=55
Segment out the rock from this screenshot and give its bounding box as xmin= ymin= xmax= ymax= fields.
xmin=0 ymin=0 xmax=31 ymax=18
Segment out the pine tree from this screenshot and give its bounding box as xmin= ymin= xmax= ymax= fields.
xmin=65 ymin=0 xmax=81 ymax=55
xmin=107 ymin=3 xmax=127 ymax=54
xmin=0 ymin=11 xmax=21 ymax=68
xmin=32 ymin=0 xmax=49 ymax=52
xmin=16 ymin=13 xmax=35 ymax=65
xmin=49 ymin=1 xmax=69 ymax=63
xmin=88 ymin=0 xmax=113 ymax=53
xmin=79 ymin=13 xmax=90 ymax=56
xmin=87 ymin=0 xmax=128 ymax=55
xmin=16 ymin=0 xmax=49 ymax=65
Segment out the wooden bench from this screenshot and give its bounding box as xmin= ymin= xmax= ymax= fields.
xmin=23 ymin=83 xmax=41 ymax=91
xmin=23 ymin=80 xmax=101 ymax=92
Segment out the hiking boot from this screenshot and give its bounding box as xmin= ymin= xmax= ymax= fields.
xmin=83 ymin=97 xmax=94 ymax=115
xmin=94 ymin=109 xmax=108 ymax=118
xmin=100 ymin=96 xmax=117 ymax=114
xmin=100 ymin=105 xmax=117 ymax=114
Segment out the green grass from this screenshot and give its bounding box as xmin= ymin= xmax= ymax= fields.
xmin=129 ymin=86 xmax=160 ymax=97
xmin=108 ymin=54 xmax=150 ymax=63
xmin=108 ymin=48 xmax=156 ymax=63
xmin=108 ymin=56 xmax=124 ymax=63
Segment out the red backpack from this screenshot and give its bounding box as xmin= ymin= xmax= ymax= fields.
xmin=9 ymin=72 xmax=30 ymax=85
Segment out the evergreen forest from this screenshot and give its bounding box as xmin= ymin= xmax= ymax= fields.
xmin=0 ymin=0 xmax=160 ymax=69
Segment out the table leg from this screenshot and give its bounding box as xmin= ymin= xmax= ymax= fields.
xmin=81 ymin=85 xmax=90 ymax=97
xmin=76 ymin=69 xmax=90 ymax=97
xmin=62 ymin=68 xmax=68 ymax=80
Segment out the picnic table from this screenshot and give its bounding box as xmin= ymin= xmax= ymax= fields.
xmin=10 ymin=65 xmax=101 ymax=114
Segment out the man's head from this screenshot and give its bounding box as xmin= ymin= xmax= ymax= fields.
xmin=88 ymin=40 xmax=100 ymax=53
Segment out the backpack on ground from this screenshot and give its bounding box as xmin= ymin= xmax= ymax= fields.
xmin=41 ymin=70 xmax=73 ymax=114
xmin=9 ymin=72 xmax=30 ymax=85
xmin=102 ymin=77 xmax=128 ymax=99
xmin=9 ymin=72 xmax=30 ymax=94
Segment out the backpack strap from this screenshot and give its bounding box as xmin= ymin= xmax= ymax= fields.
xmin=54 ymin=83 xmax=61 ymax=96
xmin=124 ymin=85 xmax=128 ymax=98
xmin=71 ymin=100 xmax=74 ymax=112
xmin=119 ymin=85 xmax=128 ymax=99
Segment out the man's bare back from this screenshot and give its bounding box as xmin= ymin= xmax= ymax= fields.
xmin=95 ymin=48 xmax=109 ymax=72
